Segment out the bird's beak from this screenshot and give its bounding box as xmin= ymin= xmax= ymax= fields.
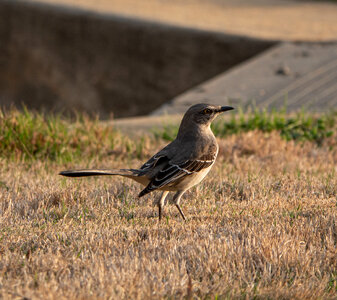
xmin=219 ymin=106 xmax=234 ymax=112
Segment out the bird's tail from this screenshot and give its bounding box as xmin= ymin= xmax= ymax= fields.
xmin=59 ymin=168 xmax=140 ymax=178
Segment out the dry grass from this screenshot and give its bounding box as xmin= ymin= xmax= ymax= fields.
xmin=0 ymin=126 xmax=336 ymax=299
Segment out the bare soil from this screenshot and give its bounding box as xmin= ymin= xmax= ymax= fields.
xmin=28 ymin=0 xmax=337 ymax=41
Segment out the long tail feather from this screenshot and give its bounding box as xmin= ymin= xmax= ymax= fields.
xmin=59 ymin=169 xmax=139 ymax=177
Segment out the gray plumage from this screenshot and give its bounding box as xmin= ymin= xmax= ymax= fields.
xmin=59 ymin=103 xmax=234 ymax=220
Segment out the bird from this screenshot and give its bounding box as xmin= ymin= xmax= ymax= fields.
xmin=59 ymin=103 xmax=234 ymax=220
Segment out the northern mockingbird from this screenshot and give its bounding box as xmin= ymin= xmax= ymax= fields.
xmin=59 ymin=103 xmax=234 ymax=220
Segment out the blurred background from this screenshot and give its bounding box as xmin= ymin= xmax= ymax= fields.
xmin=0 ymin=0 xmax=336 ymax=119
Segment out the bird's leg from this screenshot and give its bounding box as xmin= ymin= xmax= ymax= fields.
xmin=172 ymin=191 xmax=187 ymax=221
xmin=157 ymin=191 xmax=169 ymax=221
xmin=175 ymin=204 xmax=186 ymax=221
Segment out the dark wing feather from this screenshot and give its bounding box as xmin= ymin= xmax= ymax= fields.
xmin=139 ymin=153 xmax=167 ymax=173
xmin=138 ymin=154 xmax=216 ymax=197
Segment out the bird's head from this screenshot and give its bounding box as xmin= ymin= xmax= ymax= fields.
xmin=182 ymin=103 xmax=234 ymax=128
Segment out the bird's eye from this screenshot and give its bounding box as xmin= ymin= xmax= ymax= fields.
xmin=202 ymin=108 xmax=212 ymax=114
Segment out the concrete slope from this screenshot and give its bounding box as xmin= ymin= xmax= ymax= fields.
xmin=0 ymin=0 xmax=274 ymax=118
xmin=153 ymin=43 xmax=337 ymax=114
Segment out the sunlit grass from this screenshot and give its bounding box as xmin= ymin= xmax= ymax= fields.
xmin=155 ymin=107 xmax=336 ymax=146
xmin=0 ymin=108 xmax=336 ymax=299
xmin=0 ymin=107 xmax=153 ymax=164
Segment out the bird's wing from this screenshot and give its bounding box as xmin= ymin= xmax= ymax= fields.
xmin=139 ymin=152 xmax=168 ymax=172
xmin=138 ymin=153 xmax=216 ymax=197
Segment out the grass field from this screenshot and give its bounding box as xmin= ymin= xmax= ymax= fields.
xmin=0 ymin=108 xmax=336 ymax=299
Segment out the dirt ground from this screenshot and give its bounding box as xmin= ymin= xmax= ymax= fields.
xmin=29 ymin=0 xmax=337 ymax=41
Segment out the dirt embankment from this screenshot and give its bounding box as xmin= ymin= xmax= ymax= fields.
xmin=28 ymin=0 xmax=337 ymax=42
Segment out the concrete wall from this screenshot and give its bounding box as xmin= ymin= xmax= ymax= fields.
xmin=0 ymin=0 xmax=275 ymax=118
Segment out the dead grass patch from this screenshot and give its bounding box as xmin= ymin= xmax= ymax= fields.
xmin=0 ymin=122 xmax=336 ymax=299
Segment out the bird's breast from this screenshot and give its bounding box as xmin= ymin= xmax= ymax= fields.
xmin=169 ymin=161 xmax=215 ymax=191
